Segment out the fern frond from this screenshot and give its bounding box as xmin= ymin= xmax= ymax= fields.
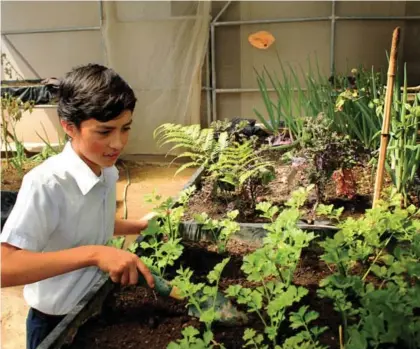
xmin=175 ymin=162 xmax=200 ymax=176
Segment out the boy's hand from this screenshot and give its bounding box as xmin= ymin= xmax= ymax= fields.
xmin=92 ymin=246 xmax=155 ymax=288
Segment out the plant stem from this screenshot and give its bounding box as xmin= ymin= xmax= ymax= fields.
xmin=302 ymin=317 xmax=316 ymax=344
xmin=362 ymin=234 xmax=394 ymax=281
xmin=1 ymin=111 xmax=9 ymax=165
xmin=255 ymin=309 xmax=268 ymax=328
xmin=161 ymin=247 xmax=171 ymax=278
xmin=260 ymin=275 xmax=271 ymax=301
xmin=167 ymin=211 xmax=174 ymax=240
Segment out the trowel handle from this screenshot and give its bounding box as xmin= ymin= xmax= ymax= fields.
xmin=137 ymin=272 xmax=182 ymax=299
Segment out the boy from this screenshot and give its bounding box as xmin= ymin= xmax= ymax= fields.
xmin=1 ymin=64 xmax=155 ymax=349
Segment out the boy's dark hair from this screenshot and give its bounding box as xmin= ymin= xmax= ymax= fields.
xmin=57 ymin=64 xmax=136 ymax=128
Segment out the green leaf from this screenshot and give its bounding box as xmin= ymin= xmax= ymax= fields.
xmin=203 ymin=331 xmax=213 ymax=345
xmin=347 ymin=328 xmax=368 ymax=349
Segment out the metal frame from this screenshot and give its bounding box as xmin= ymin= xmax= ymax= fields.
xmin=1 ymin=1 xmax=106 ymax=79
xmin=2 ymin=1 xmax=419 ymax=120
xmin=205 ymin=1 xmax=420 ymax=123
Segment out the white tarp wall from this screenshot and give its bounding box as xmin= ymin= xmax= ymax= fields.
xmin=102 ymin=1 xmax=210 ymax=154
xmin=1 ymin=1 xmax=211 ymax=155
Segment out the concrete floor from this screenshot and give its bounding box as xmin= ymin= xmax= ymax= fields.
xmin=1 ymin=163 xmax=196 ymax=349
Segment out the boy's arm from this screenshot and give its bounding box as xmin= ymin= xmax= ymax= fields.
xmin=1 ymin=242 xmax=155 ymax=288
xmin=114 ymin=212 xmax=157 ymax=235
xmin=0 ymin=176 xmax=154 ymax=289
xmin=114 ymin=218 xmax=148 ymax=235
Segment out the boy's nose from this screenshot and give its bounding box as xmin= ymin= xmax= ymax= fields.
xmin=110 ymin=135 xmax=124 ymax=150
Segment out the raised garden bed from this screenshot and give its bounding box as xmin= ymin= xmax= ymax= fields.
xmin=1 ymin=190 xmax=18 ymax=231
xmin=177 ymin=166 xmax=357 ymax=238
xmin=60 ymin=243 xmax=337 ymax=349
xmin=32 ymin=160 xmax=420 ymax=349
xmin=32 ymin=134 xmax=375 ymax=349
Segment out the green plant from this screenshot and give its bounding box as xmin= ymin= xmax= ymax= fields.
xmin=317 ymin=190 xmax=420 ymax=348
xmin=385 ymin=64 xmax=420 ymax=206
xmin=1 ymin=53 xmax=24 ymax=80
xmin=154 ymin=123 xmax=275 ymax=207
xmin=154 ymin=123 xmax=229 ymax=175
xmin=253 ymin=55 xmax=336 ymax=143
xmin=293 ymin=114 xmax=368 ymax=203
xmin=333 ymin=67 xmax=384 ymax=151
xmin=193 ymin=210 xmax=240 ymax=253
xmin=167 ymin=326 xmax=221 ymax=349
xmin=9 ymin=128 xmax=27 ymax=177
xmin=106 ymin=236 xmax=126 ymax=250
xmin=1 ymin=93 xmax=33 ymax=168
xmin=168 ymin=258 xmax=231 ymax=349
xmin=135 ymin=187 xmax=195 ymax=278
xmin=31 ymin=123 xmax=66 ymax=162
xmin=208 ymin=138 xmax=275 ymax=207
xmin=226 ymin=186 xmax=326 ymax=348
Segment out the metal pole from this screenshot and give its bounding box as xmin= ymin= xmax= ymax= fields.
xmin=210 ymin=24 xmax=217 ymax=123
xmin=214 ymin=87 xmax=307 ymax=93
xmin=214 ymin=16 xmax=331 ymax=27
xmin=330 ymin=0 xmax=336 ymax=76
xmin=216 ymin=88 xmax=274 ymax=93
xmin=213 ymin=15 xmax=420 ymax=28
xmin=211 ymin=1 xmax=233 ymax=123
xmin=1 ymin=35 xmax=41 ymax=79
xmin=98 ymin=0 xmax=108 ymax=66
xmin=2 ymin=26 xmax=101 ymax=35
xmin=336 ymin=15 xmax=420 ymax=21
xmin=206 ymin=42 xmax=212 ymax=127
xmin=214 ymin=1 xmax=233 ymax=23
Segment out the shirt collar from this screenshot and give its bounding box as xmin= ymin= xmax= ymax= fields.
xmin=62 ymin=142 xmax=119 ymax=195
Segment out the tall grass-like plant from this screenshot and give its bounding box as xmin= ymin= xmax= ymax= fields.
xmin=31 ymin=123 xmax=66 ymax=162
xmin=385 ymin=64 xmax=420 ymax=206
xmin=334 ymin=67 xmax=385 ymax=150
xmin=253 ymin=55 xmax=335 ymax=142
xmin=254 ymin=55 xmax=386 ymax=152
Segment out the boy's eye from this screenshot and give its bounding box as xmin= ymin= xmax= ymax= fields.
xmin=97 ymin=130 xmax=111 ymax=135
xmin=123 ymin=127 xmax=131 ymax=132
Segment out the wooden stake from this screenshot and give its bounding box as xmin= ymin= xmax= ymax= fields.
xmin=339 ymin=325 xmax=344 ymax=349
xmin=372 ymin=27 xmax=401 ymax=208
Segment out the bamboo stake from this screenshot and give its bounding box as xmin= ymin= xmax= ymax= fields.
xmin=339 ymin=325 xmax=344 ymax=349
xmin=372 ymin=27 xmax=401 ymax=208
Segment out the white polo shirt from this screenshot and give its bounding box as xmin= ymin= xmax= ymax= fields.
xmin=1 ymin=142 xmax=119 ymax=315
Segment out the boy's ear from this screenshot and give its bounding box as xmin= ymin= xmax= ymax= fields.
xmin=60 ymin=120 xmax=77 ymax=139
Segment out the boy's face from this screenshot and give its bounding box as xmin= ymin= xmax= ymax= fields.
xmin=61 ymin=110 xmax=132 ymax=175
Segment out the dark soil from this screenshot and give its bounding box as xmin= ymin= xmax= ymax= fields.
xmin=67 ymin=243 xmax=340 ymax=349
xmin=183 ymin=163 xmax=377 ymax=224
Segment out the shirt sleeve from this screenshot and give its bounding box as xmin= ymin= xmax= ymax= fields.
xmin=1 ymin=173 xmax=60 ymax=252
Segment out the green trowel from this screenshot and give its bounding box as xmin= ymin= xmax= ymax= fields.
xmin=106 ymin=228 xmax=248 ymax=326
xmin=136 ymin=272 xmax=249 ymax=326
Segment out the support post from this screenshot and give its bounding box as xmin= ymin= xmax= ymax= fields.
xmin=372 ymin=27 xmax=401 ymax=207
